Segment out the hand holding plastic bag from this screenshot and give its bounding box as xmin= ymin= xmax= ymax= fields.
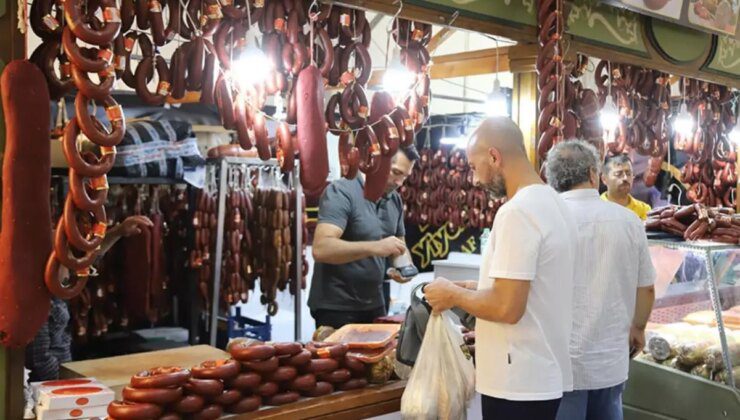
xmin=401 ymin=311 xmax=476 ymax=420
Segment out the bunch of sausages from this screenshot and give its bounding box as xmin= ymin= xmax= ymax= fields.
xmin=646 ymin=204 xmax=740 ymax=244
xmin=674 ymin=79 xmax=736 ymax=207
xmin=400 ymin=148 xmax=504 ymax=230
xmin=535 ymin=0 xmax=566 ymax=162
xmin=251 ymin=185 xmax=293 ymax=316
xmin=191 ymin=189 xmax=218 ymax=311
xmin=594 ymin=60 xmax=672 ymax=188
xmin=36 ymin=0 xmax=127 ymax=302
xmin=107 ymin=340 xmax=368 ymax=418
xmin=221 ymin=183 xmax=255 ymax=308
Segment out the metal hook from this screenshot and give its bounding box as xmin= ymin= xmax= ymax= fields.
xmin=386 ymin=0 xmax=404 ymax=33
xmin=668 ymin=183 xmax=683 ymax=204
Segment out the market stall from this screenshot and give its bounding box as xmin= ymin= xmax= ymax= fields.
xmin=0 ymin=0 xmax=739 ymax=419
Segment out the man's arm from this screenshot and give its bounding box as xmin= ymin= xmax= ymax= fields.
xmin=633 ymin=285 xmax=655 ymax=330
xmin=312 ymin=223 xmax=406 ymax=265
xmin=98 ymin=216 xmax=153 ymax=255
xmin=424 ymin=277 xmax=530 ymax=324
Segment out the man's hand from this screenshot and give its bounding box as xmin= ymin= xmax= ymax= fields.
xmin=372 ymin=237 xmax=406 ymax=258
xmin=387 ymin=268 xmax=412 ymax=284
xmin=629 ymin=325 xmax=646 ymax=358
xmin=456 ymin=281 xmax=478 ymax=290
xmin=117 ymin=215 xmax=153 ymax=237
xmin=424 ymin=277 xmax=464 ymax=314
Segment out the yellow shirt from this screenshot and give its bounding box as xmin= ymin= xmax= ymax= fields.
xmin=600 ymin=192 xmax=651 ymax=220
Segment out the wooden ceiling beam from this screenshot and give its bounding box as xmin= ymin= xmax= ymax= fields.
xmin=368 ymin=46 xmax=511 ymax=86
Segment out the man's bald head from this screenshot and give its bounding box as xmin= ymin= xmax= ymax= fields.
xmin=467 ymin=117 xmax=527 ymax=159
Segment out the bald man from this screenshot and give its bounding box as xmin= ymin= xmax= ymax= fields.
xmin=424 ymin=118 xmax=578 ymax=420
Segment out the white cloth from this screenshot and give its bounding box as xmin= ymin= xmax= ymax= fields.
xmin=476 ymin=184 xmax=577 ymax=401
xmin=560 ymin=189 xmax=656 ymax=390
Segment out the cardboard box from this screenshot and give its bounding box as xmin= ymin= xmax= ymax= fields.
xmin=37 ymin=381 xmax=113 ymax=410
xmin=35 ymin=404 xmax=107 ymax=420
xmin=31 ymin=378 xmax=100 ymax=401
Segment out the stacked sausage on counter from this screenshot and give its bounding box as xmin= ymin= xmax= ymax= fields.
xmin=401 ymin=147 xmax=504 ymax=231
xmin=107 ymin=340 xmax=369 ymax=418
xmin=190 ymin=166 xmax=306 ymax=315
xmin=646 ymin=204 xmax=740 ymax=244
xmin=674 ymin=80 xmax=736 ymax=207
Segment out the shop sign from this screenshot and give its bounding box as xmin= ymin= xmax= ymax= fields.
xmin=604 ymin=0 xmax=740 ymax=39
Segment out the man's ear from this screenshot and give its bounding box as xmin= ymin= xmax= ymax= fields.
xmin=488 ymin=147 xmax=502 ymax=166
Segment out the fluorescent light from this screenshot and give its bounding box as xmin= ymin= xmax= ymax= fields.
xmin=383 ymin=57 xmax=415 ymax=94
xmin=600 ymin=94 xmax=619 ymax=133
xmin=673 ymin=103 xmax=694 ymax=139
xmin=231 ymin=47 xmax=272 ymax=89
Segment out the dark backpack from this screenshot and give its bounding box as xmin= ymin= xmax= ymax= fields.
xmin=396 ymin=283 xmax=476 ymax=366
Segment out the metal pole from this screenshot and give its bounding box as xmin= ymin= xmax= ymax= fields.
xmin=210 ymin=159 xmax=229 ymax=346
xmin=704 ymin=248 xmax=736 ymax=388
xmin=293 ymin=163 xmax=303 ymax=342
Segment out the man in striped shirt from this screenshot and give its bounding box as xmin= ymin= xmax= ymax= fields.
xmin=545 ymin=141 xmax=656 ymax=420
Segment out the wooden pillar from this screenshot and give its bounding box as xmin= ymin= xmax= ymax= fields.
xmin=508 ymin=44 xmax=539 ymax=167
xmin=0 ymin=0 xmax=27 ymax=418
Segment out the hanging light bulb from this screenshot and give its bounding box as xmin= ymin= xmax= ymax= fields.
xmin=382 ymin=53 xmax=415 ymax=94
xmin=673 ymin=102 xmax=694 ymax=138
xmin=231 ymin=47 xmax=272 ymax=89
xmin=600 ymin=94 xmax=619 ymax=133
xmin=485 ymin=79 xmax=508 ymax=117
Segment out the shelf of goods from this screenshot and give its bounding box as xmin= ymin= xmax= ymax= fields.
xmin=624 ymin=240 xmax=740 ymax=420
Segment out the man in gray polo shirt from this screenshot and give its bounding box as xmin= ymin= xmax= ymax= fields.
xmin=309 ymin=145 xmax=419 ymax=329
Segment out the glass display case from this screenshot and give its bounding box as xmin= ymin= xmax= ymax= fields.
xmin=624 ymin=240 xmax=740 ymax=420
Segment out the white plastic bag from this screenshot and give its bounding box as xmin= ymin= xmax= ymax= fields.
xmin=400 ymin=311 xmax=476 ymax=420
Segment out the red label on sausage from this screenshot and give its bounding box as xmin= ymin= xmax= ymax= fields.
xmin=316 ymin=348 xmax=331 ymax=358
xmin=98 ymin=66 xmax=115 ymax=79
xmin=254 ymin=0 xmax=264 ymax=7
xmin=403 ymin=118 xmax=413 ymax=131
xmin=274 ymin=18 xmax=286 ymax=32
xmin=92 ymin=222 xmax=107 ymax=238
xmin=61 ymin=62 xmax=72 ymax=78
xmin=412 ymin=29 xmax=424 ymax=41
xmin=91 ymin=175 xmax=109 ymax=191
xmin=157 ymin=81 xmax=171 ymax=96
xmin=124 ymin=37 xmax=136 ymax=52
xmin=103 ymin=7 xmax=121 ymax=23
xmin=100 ymin=146 xmax=117 ymax=156
xmin=221 ymin=0 xmax=233 ymax=5
xmin=98 ymin=49 xmax=113 ymax=64
xmin=206 ymin=4 xmax=223 ymax=19
xmin=358 ymin=105 xmax=368 ymax=119
xmin=388 ymin=126 xmax=399 ymax=139
xmin=106 ymin=105 xmax=123 ymax=122
xmin=148 ymin=0 xmax=162 ymax=13
xmin=43 ymin=14 xmax=60 ymax=31
xmin=340 ymin=14 xmax=351 ymax=26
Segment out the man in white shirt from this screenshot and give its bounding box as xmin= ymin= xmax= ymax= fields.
xmin=544 ymin=140 xmax=656 ymax=420
xmin=424 ymin=117 xmax=578 ymax=420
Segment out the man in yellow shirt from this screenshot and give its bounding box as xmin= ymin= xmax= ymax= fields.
xmin=601 ymin=155 xmax=651 ymax=220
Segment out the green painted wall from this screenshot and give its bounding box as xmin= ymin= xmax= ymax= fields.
xmin=650 ymin=18 xmax=712 ymax=63
xmin=414 ymin=0 xmax=536 ymax=26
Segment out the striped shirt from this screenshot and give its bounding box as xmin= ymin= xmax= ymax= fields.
xmin=25 ymin=298 xmax=72 ymax=381
xmin=561 ymin=189 xmax=656 ymax=390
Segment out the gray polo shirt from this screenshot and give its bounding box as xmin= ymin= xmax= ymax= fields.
xmin=308 ymin=177 xmax=405 ymax=311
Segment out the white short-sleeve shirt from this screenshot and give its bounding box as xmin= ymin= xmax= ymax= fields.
xmin=560 ymin=189 xmax=656 ymax=390
xmin=476 ymin=184 xmax=577 ymax=401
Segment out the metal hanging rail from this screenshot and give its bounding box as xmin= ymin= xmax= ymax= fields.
xmin=205 ymin=157 xmax=303 ymax=346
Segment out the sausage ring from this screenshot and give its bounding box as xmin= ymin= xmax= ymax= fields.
xmin=227 ymin=395 xmax=261 ymax=414
xmin=63 ymin=118 xmax=116 ymax=178
xmin=53 ymin=218 xmax=99 ymax=271
xmin=225 ymin=372 xmax=261 ymax=391
xmin=183 ymin=378 xmax=224 ymax=397
xmin=121 ymin=386 xmax=183 ymax=405
xmin=62 ymin=28 xmax=111 ymax=73
xmin=107 ymin=401 xmax=163 ymax=420
xmin=211 ymin=389 xmax=242 ymax=406
xmin=62 ymin=196 xmax=106 ymax=252
xmin=357 ymin=126 xmax=380 ymax=175
xmin=306 ymin=342 xmax=349 ymax=359
xmin=68 ymin=155 xmax=109 ymax=211
xmin=130 ymin=367 xmax=191 ymax=389
xmin=134 ymin=55 xmax=171 ymax=106
xmin=64 ymin=0 xmax=122 ymax=46
xmin=276 ymin=122 xmax=295 ymax=172
xmin=70 ymin=65 xmax=115 ymax=102
xmin=172 ymin=394 xmax=205 ymax=414
xmin=191 ymin=359 xmax=240 ymax=380
xmin=44 ymin=252 xmax=90 ymax=300
xmin=74 ymin=94 xmax=125 ymax=147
